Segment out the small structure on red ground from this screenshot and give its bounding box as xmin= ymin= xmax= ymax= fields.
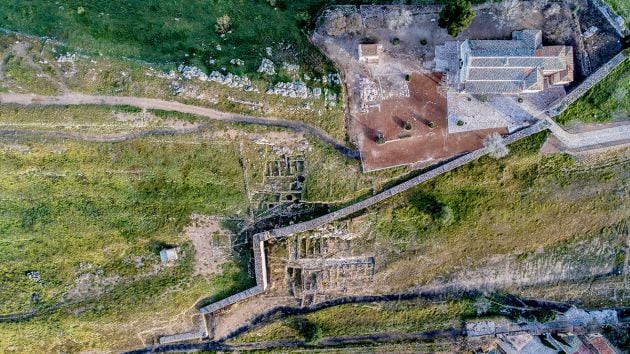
xmin=358 ymin=43 xmax=382 ymax=64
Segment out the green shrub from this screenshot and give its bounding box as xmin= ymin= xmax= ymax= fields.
xmin=438 ymin=0 xmax=476 ymax=37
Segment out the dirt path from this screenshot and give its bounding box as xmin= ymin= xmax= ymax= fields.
xmin=0 ymin=93 xmax=359 ymax=159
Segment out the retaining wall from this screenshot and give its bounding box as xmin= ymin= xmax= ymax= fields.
xmin=590 ymin=0 xmax=627 ymax=37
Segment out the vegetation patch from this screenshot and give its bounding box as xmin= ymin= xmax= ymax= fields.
xmin=363 ymin=133 xmax=629 ymax=288
xmin=0 ymin=0 xmax=335 ymax=76
xmin=0 ymin=133 xmax=248 ymax=314
xmin=556 ymin=58 xmax=629 ymax=125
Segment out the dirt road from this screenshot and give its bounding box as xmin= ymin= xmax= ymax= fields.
xmin=0 ymin=93 xmax=359 ymax=159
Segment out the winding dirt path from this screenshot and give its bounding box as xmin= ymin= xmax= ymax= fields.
xmin=0 ymin=93 xmax=359 ymax=159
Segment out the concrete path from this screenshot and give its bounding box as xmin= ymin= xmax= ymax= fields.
xmin=545 ymin=117 xmax=630 ymax=150
xmin=0 ymin=93 xmax=359 ymax=159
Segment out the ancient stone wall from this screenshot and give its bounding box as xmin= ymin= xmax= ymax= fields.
xmin=198 ymin=120 xmax=550 ymax=325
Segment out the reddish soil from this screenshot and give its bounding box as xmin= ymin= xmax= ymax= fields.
xmin=354 ymin=72 xmax=507 ymax=171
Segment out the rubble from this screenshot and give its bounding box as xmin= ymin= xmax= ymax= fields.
xmin=145 ymin=68 xmax=178 ymax=79
xmin=230 ymin=58 xmax=245 ymax=66
xmin=26 ymin=271 xmax=41 ymax=282
xmin=56 ymin=53 xmax=78 ymax=63
xmin=265 ymin=81 xmax=336 ymax=101
xmin=359 ymin=77 xmax=379 ymax=111
xmin=583 ymin=26 xmax=598 ymax=38
xmin=265 ymin=47 xmax=273 ymax=56
xmin=257 ymin=58 xmax=276 ymax=76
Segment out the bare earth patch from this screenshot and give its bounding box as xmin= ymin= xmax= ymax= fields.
xmin=184 ymin=214 xmax=233 ymax=276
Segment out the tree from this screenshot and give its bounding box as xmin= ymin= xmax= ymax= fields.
xmin=215 ymin=15 xmax=232 ymax=34
xmin=483 ymin=132 xmax=509 ymax=159
xmin=438 ymin=0 xmax=476 ymax=37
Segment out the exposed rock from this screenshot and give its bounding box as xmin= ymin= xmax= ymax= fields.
xmin=230 ymin=58 xmax=245 ymax=66
xmin=26 ymin=271 xmax=41 ymax=282
xmin=266 ymin=81 xmax=310 ymax=99
xmin=257 ymin=58 xmax=276 ymax=76
xmin=177 ymin=64 xmax=256 ymax=92
xmin=322 ymin=73 xmax=341 ymax=86
xmin=282 ymin=62 xmax=300 ymax=72
xmin=208 ymin=71 xmax=255 ymax=91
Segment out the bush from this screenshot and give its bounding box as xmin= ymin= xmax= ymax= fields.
xmin=296 ymin=11 xmax=310 ymax=25
xmin=483 ymin=132 xmax=509 ymax=159
xmin=438 ymin=0 xmax=476 ymax=37
xmin=420 ymin=38 xmax=428 ymax=45
xmin=404 ymin=121 xmax=412 ymax=130
xmin=391 ymin=37 xmax=401 ymax=45
xmin=215 ymin=14 xmax=232 ymax=34
xmin=427 ymin=121 xmax=435 ymax=128
xmin=404 ymin=74 xmax=411 ymax=81
xmin=456 ymin=120 xmax=465 ymax=126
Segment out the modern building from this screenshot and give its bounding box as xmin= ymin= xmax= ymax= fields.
xmin=436 ymin=29 xmax=574 ymax=94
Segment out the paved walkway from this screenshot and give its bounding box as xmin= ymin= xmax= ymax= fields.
xmin=545 ymin=117 xmax=630 ymax=149
xmin=0 ymin=93 xmax=359 ymax=159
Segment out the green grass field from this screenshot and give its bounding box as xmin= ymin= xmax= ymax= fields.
xmin=556 ymin=58 xmax=629 ymax=125
xmin=0 ymin=0 xmax=334 ymax=75
xmin=0 ymin=133 xmax=248 ymax=313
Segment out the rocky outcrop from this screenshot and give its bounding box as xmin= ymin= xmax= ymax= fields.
xmin=177 ymin=64 xmax=256 ymax=92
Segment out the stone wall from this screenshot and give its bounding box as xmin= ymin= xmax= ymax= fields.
xmin=197 ymin=120 xmax=550 ymax=326
xmin=199 ymin=286 xmax=264 ymax=314
xmin=548 ymin=52 xmax=627 ymax=117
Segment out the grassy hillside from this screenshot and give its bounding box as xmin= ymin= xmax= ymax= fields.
xmin=0 ymin=132 xmax=248 ymax=312
xmin=556 ymin=58 xmax=629 ymax=125
xmin=364 ymin=133 xmax=629 ymax=290
xmin=0 ymin=0 xmax=333 ymax=74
